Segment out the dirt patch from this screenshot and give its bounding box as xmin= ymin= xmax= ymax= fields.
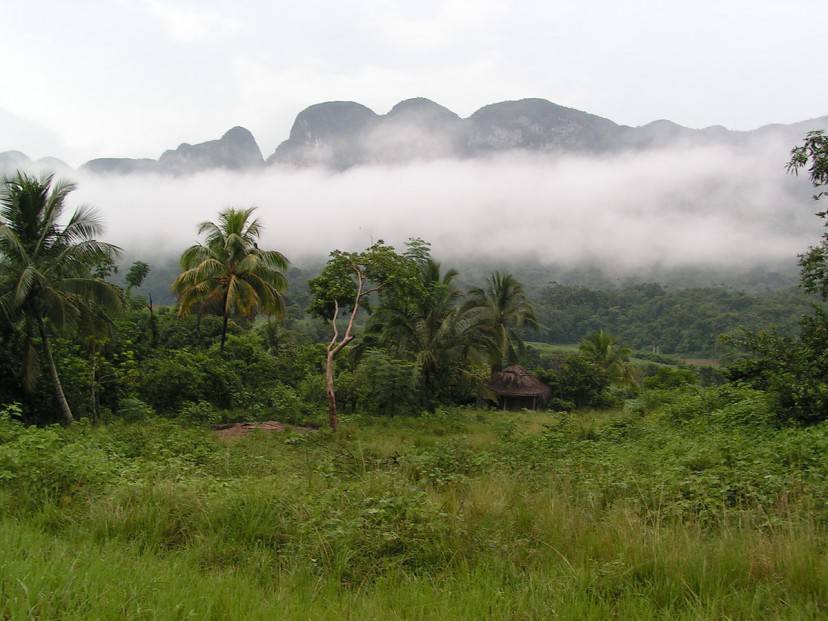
xmin=213 ymin=421 xmax=317 ymax=439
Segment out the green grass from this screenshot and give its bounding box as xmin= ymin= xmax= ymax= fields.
xmin=678 ymin=357 xmax=721 ymax=368
xmin=2 ymin=516 xmax=824 ymax=620
xmin=1 ymin=391 xmax=826 ymax=619
xmin=527 ymin=341 xmax=581 ymax=354
xmin=528 ymin=341 xmax=720 ymax=368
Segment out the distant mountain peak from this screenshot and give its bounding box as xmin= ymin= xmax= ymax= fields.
xmin=75 ymin=125 xmax=264 ymax=176
xmin=5 ymin=99 xmax=822 ymax=177
xmin=387 ymin=98 xmax=459 ymax=119
xmin=290 ymin=102 xmax=378 ymax=139
xmin=222 ymin=125 xmax=258 ymax=144
xmin=158 ymin=125 xmax=263 ymax=174
xmin=0 ymin=151 xmax=76 ymax=176
xmin=263 ymin=98 xmax=827 ymax=168
xmin=0 ymin=149 xmax=30 ymax=160
xmin=642 ymin=119 xmax=684 ymax=129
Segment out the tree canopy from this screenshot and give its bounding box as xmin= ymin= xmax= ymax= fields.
xmin=0 ymin=172 xmax=123 ymax=423
xmin=464 ymin=272 xmax=538 ymax=373
xmin=172 ymin=207 xmax=288 ymax=350
xmin=788 ymin=130 xmax=828 ymax=299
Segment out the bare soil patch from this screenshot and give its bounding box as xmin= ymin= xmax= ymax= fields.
xmin=213 ymin=421 xmax=317 ymax=439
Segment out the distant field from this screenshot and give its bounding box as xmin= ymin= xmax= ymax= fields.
xmin=527 ymin=341 xmax=580 ymax=354
xmin=678 ymin=357 xmax=721 ymax=368
xmin=528 ymin=341 xmax=720 ymax=368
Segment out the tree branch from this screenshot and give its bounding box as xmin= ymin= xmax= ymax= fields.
xmin=327 ymin=299 xmax=340 ymax=352
xmin=330 ymin=269 xmax=364 ymax=356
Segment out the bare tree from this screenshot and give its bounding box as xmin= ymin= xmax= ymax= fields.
xmin=309 ymin=242 xmax=419 ymax=430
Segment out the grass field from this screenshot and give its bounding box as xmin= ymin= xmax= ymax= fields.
xmin=1 ymin=390 xmax=826 ymax=619
xmin=527 ymin=342 xmax=720 ymax=368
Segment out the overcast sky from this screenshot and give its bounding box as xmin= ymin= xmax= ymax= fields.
xmin=2 ymin=0 xmax=826 ymax=164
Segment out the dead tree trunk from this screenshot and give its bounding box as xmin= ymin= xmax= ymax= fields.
xmin=325 ymin=347 xmax=339 ymax=430
xmin=325 ymin=271 xmax=373 ymax=431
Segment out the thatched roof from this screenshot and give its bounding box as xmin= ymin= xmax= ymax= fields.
xmin=487 ymin=365 xmax=551 ymax=399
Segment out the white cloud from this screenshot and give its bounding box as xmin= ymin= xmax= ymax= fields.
xmin=67 ymin=142 xmax=816 ymax=274
xmin=142 ymin=0 xmax=242 ymax=43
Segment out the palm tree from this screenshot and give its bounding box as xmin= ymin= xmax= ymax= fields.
xmin=371 ymin=259 xmax=479 ymax=409
xmin=0 ymin=172 xmax=124 ymax=425
xmin=172 ymin=207 xmax=288 ymax=350
xmin=579 ymin=329 xmax=636 ymax=386
xmin=465 ymin=272 xmax=538 ymax=373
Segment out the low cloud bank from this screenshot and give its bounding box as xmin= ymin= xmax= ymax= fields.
xmin=68 ymin=140 xmax=817 ymax=274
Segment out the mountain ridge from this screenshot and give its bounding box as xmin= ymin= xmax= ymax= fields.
xmin=2 ymin=98 xmax=826 ymax=176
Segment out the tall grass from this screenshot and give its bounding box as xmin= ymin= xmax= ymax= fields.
xmin=0 ymin=388 xmax=826 ymax=619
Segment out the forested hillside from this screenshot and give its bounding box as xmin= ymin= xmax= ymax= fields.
xmin=127 ymin=259 xmax=815 ymax=358
xmin=533 ymin=283 xmax=816 ymax=356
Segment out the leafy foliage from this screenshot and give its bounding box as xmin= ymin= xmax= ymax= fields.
xmin=534 ymin=282 xmax=812 ymax=356
xmin=355 ymin=349 xmax=419 ymax=417
xmin=368 ymin=257 xmax=485 ymax=409
xmin=125 ymin=260 xmax=150 ymax=292
xmin=172 ymin=207 xmax=288 ymax=350
xmin=464 ymin=271 xmax=538 ymax=371
xmin=579 ymin=329 xmax=636 ymax=386
xmin=788 ymin=130 xmax=828 ymax=299
xmin=788 ymin=129 xmax=828 ymax=202
xmin=539 ymin=354 xmax=612 ymax=410
xmin=724 ymin=308 xmax=828 ymax=424
xmin=0 ymin=172 xmax=124 ymax=423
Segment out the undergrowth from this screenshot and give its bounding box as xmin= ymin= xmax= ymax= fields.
xmin=1 ymin=386 xmax=826 ymax=619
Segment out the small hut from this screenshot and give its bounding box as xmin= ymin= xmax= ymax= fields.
xmin=486 ymin=365 xmax=551 ymax=410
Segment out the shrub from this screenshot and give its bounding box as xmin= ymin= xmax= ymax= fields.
xmin=298 ymin=373 xmax=327 ymax=410
xmin=118 ymin=397 xmax=154 ymax=422
xmin=724 ymin=309 xmax=828 ymax=424
xmin=263 ymin=384 xmax=307 ymax=423
xmin=355 ymin=350 xmax=419 ymax=417
xmin=137 ymin=350 xmax=210 ymax=411
xmin=402 ymin=439 xmax=488 ymax=485
xmin=0 ymin=421 xmax=118 ymax=508
xmin=642 ymin=365 xmax=697 ymax=389
xmin=540 ymin=354 xmax=612 ymax=409
xmin=178 ymin=400 xmax=222 ymax=425
xmin=270 ymin=342 xmax=327 ymax=387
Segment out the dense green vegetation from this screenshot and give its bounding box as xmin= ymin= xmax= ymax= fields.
xmin=531 ymin=282 xmax=814 ymax=357
xmin=1 ymin=393 xmax=827 ymax=619
xmin=0 ymin=133 xmax=827 ymax=618
xmin=132 ymin=261 xmax=812 ymax=359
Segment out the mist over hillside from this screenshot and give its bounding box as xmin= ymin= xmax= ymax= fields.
xmin=1 ymin=98 xmax=823 ymax=295
xmin=69 ymin=142 xmax=814 ymax=292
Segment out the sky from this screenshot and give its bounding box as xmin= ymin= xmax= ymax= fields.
xmin=1 ymin=0 xmax=827 ymax=165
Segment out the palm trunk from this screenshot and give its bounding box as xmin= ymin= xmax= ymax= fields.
xmin=326 ymin=350 xmax=338 ymax=431
xmin=499 ymin=325 xmax=508 ymax=371
xmin=422 ymin=368 xmax=437 ymax=413
xmin=220 ymin=312 xmax=229 ymax=351
xmin=90 ymin=344 xmax=98 ymax=424
xmin=148 ymin=293 xmax=158 ymax=347
xmin=37 ymin=318 xmax=74 ymax=425
xmin=195 ymin=304 xmax=203 ymax=341
xmin=220 ymin=289 xmax=230 ymax=351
